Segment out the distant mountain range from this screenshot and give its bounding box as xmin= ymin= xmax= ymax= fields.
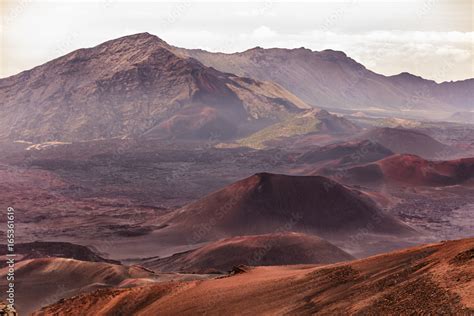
xmin=1 ymin=32 xmax=472 ymax=142
xmin=177 ymin=43 xmax=473 ymax=115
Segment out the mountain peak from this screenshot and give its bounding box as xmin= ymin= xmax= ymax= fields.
xmin=97 ymin=32 xmax=168 ymax=50
xmin=319 ymin=49 xmax=348 ymax=59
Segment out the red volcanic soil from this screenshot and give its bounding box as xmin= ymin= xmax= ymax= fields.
xmin=143 ymin=232 xmax=353 ymax=273
xmin=331 ymin=154 xmax=474 ymax=187
xmin=35 ymin=238 xmax=474 ymax=315
xmin=0 ymin=258 xmax=155 ymax=315
xmin=159 ymin=173 xmax=414 ymax=245
xmin=0 ymin=241 xmax=120 ymax=267
xmin=361 ymin=127 xmax=450 ymax=159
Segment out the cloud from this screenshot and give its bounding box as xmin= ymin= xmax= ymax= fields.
xmin=251 ymin=26 xmax=277 ymax=39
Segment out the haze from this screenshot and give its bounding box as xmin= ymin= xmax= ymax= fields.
xmin=1 ymin=0 xmax=473 ymax=82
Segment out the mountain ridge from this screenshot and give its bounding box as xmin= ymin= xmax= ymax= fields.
xmin=0 ymin=33 xmax=310 ymax=142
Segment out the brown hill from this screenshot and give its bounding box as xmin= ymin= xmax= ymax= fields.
xmin=177 ymin=46 xmax=473 ymax=116
xmin=0 ymin=33 xmax=309 ymax=142
xmin=143 ymin=232 xmax=353 ymax=273
xmin=0 ymin=258 xmax=155 ymax=315
xmin=158 ymin=173 xmax=413 ymax=245
xmin=0 ymin=241 xmax=119 ymax=267
xmin=322 ymin=154 xmax=474 ymax=187
xmin=298 ymin=139 xmax=393 ymax=165
xmin=361 ymin=127 xmax=450 ymax=159
xmin=35 ymin=238 xmax=474 ymax=315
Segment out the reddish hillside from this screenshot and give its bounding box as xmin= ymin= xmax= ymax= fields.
xmin=35 ymin=238 xmax=474 ymax=315
xmin=379 ymin=155 xmax=474 ymax=186
xmin=143 ymin=232 xmax=353 ymax=273
xmin=160 ymin=173 xmax=413 ymax=244
xmin=324 ymin=154 xmax=474 ymax=187
xmin=361 ymin=127 xmax=450 ymax=159
xmin=0 ymin=241 xmax=119 ymax=267
xmin=0 ymin=258 xmax=155 ymax=315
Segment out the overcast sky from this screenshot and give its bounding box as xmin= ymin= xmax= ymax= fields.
xmin=1 ymin=0 xmax=473 ymax=82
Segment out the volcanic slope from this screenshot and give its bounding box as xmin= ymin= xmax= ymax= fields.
xmin=156 ymin=173 xmax=414 ymax=246
xmin=177 ymin=46 xmax=474 ymax=114
xmin=35 ymin=238 xmax=474 ymax=315
xmin=0 ymin=241 xmax=119 ymax=267
xmin=298 ymin=139 xmax=394 ymax=165
xmin=236 ymin=109 xmax=360 ymax=149
xmin=0 ymin=33 xmax=309 ymax=142
xmin=323 ymin=154 xmax=474 ymax=187
xmin=143 ymin=232 xmax=354 ymax=273
xmin=360 ymin=127 xmax=450 ymax=159
xmin=0 ymin=258 xmax=155 ymax=315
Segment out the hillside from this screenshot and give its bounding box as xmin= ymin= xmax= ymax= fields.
xmin=157 ymin=173 xmax=414 ymax=246
xmin=320 ymin=154 xmax=474 ymax=187
xmin=143 ymin=232 xmax=353 ymax=273
xmin=0 ymin=33 xmax=309 ymax=142
xmin=298 ymin=139 xmax=393 ymax=165
xmin=177 ymin=46 xmax=473 ymax=116
xmin=237 ymin=109 xmax=360 ymax=149
xmin=361 ymin=127 xmax=450 ymax=159
xmin=0 ymin=241 xmax=119 ymax=267
xmin=0 ymin=258 xmax=155 ymax=315
xmin=35 ymin=238 xmax=474 ymax=315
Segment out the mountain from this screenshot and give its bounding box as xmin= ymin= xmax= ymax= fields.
xmin=389 ymin=72 xmax=474 ymax=111
xmin=158 ymin=173 xmax=413 ymax=245
xmin=177 ymin=46 xmax=474 ymax=116
xmin=0 ymin=33 xmax=309 ymax=142
xmin=35 ymin=238 xmax=474 ymax=315
xmin=143 ymin=232 xmax=353 ymax=273
xmin=360 ymin=127 xmax=451 ymax=159
xmin=3 ymin=32 xmax=471 ymax=142
xmin=324 ymin=154 xmax=474 ymax=187
xmin=447 ymin=111 xmax=474 ymax=124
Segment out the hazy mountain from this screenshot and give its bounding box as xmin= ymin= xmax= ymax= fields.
xmin=177 ymin=46 xmax=473 ymax=116
xmin=320 ymin=154 xmax=474 ymax=187
xmin=2 ymin=32 xmax=471 ymax=143
xmin=0 ymin=33 xmax=309 ymax=142
xmin=360 ymin=127 xmax=451 ymax=159
xmin=447 ymin=111 xmax=474 ymax=124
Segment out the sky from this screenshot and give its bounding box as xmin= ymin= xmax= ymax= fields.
xmin=1 ymin=0 xmax=473 ymax=82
